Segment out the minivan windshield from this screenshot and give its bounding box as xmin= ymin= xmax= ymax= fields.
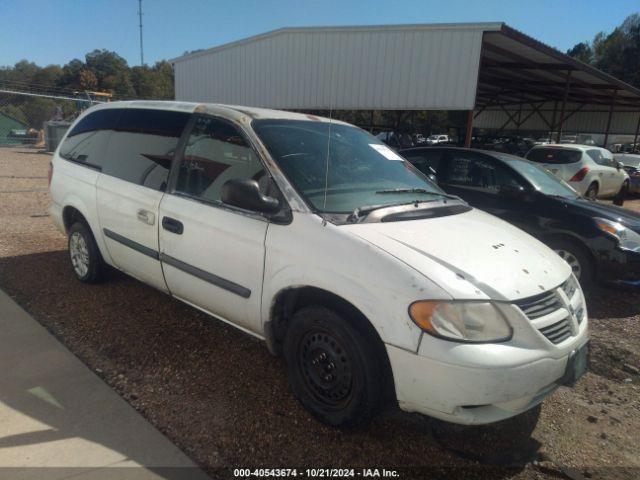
xmin=252 ymin=119 xmax=448 ymax=213
xmin=497 ymin=155 xmax=580 ymax=199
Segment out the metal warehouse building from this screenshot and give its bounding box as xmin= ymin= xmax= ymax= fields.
xmin=171 ymin=22 xmax=640 ymax=146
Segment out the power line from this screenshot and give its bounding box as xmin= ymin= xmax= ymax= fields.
xmin=0 ymin=88 xmax=102 ymax=103
xmin=138 ymin=0 xmax=144 ymax=66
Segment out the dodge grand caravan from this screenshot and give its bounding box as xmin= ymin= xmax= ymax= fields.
xmin=49 ymin=101 xmax=589 ymax=427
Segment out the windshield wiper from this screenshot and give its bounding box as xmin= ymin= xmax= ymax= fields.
xmin=347 ymin=201 xmax=417 ymax=223
xmin=375 ymin=188 xmax=461 ymax=201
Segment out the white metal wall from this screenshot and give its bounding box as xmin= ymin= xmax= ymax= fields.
xmin=173 ymin=25 xmax=489 ymax=110
xmin=475 ymin=103 xmax=640 ymax=135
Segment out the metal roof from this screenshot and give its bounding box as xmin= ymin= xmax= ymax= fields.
xmin=171 ymin=22 xmax=640 ymax=118
xmin=477 ymin=25 xmax=640 ymax=108
xmin=171 ymin=23 xmax=495 ymax=110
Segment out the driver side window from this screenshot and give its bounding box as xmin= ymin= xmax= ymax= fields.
xmin=175 ymin=116 xmax=268 ymax=203
xmin=440 ymin=153 xmax=523 ymax=193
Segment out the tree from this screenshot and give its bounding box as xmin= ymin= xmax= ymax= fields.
xmin=79 ymin=69 xmax=98 ymax=90
xmin=85 ymin=49 xmax=134 ymax=95
xmin=567 ymin=13 xmax=640 ymax=88
xmin=566 ymin=42 xmax=593 ymax=64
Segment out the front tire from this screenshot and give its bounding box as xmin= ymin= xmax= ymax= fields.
xmin=613 ymin=180 xmax=629 ymax=206
xmin=68 ymin=222 xmax=104 ymax=283
xmin=548 ymin=238 xmax=594 ymax=287
xmin=283 ymin=306 xmax=385 ymax=427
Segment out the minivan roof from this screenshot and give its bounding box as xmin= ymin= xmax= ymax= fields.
xmin=89 ymin=100 xmax=350 ymax=125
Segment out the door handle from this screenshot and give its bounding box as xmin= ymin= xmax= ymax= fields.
xmin=137 ymin=209 xmax=155 ymax=225
xmin=162 ymin=216 xmax=184 ymax=235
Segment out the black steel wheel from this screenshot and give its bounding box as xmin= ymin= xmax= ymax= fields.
xmin=298 ymin=329 xmax=354 ymax=409
xmin=284 ymin=306 xmax=385 ymax=427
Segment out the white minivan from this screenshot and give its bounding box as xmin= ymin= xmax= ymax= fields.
xmin=49 ymin=101 xmax=588 ymax=427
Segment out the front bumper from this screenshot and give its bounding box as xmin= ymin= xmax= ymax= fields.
xmin=388 ymin=339 xmax=588 ymax=425
xmin=387 ymin=286 xmax=589 ymax=425
xmin=597 ymin=247 xmax=640 ymax=282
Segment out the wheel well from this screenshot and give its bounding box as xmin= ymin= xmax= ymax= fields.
xmin=268 ymin=286 xmax=396 ymax=402
xmin=62 ymin=206 xmax=89 ymax=233
xmin=542 ymin=233 xmax=596 ymax=268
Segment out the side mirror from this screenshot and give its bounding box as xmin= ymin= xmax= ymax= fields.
xmin=221 ymin=178 xmax=280 ymax=214
xmin=616 ymin=161 xmax=624 ymax=170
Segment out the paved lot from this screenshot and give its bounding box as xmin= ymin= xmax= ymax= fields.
xmin=0 ymin=289 xmax=209 ymax=480
xmin=0 ymin=147 xmax=639 ymax=479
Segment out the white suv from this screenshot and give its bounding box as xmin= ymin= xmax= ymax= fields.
xmin=49 ymin=101 xmax=588 ymax=427
xmin=526 ymin=144 xmax=629 ymax=200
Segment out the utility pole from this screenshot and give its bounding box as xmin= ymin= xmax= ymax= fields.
xmin=138 ymin=0 xmax=144 ymax=66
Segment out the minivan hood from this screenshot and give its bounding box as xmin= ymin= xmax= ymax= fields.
xmin=343 ymin=208 xmax=570 ymax=301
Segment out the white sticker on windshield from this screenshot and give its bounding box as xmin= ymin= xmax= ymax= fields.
xmin=369 ymin=144 xmax=404 ymax=161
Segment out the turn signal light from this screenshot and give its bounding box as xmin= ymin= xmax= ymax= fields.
xmin=569 ymin=167 xmax=589 ymax=182
xmin=48 ymin=162 xmax=53 ymax=186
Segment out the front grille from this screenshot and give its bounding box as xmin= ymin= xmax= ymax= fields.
xmin=538 ymin=317 xmax=573 ymax=344
xmin=515 ymin=279 xmax=582 ymax=344
xmin=515 ymin=290 xmax=563 ymax=320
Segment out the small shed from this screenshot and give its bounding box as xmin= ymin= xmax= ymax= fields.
xmin=0 ymin=111 xmax=28 ymax=145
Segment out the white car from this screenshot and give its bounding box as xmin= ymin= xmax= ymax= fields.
xmin=49 ymin=101 xmax=588 ymax=427
xmin=426 ymin=134 xmax=450 ymax=145
xmin=526 ymin=144 xmax=629 ymax=200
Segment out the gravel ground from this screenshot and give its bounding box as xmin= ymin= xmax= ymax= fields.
xmin=1 ymin=146 xmax=639 ymax=479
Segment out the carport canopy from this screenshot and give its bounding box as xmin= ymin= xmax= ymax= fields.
xmin=474 ymin=25 xmax=640 ymax=145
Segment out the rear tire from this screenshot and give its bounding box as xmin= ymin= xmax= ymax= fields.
xmin=585 ymin=182 xmax=598 ymax=201
xmin=68 ymin=222 xmax=104 ymax=283
xmin=548 ymin=238 xmax=594 ymax=287
xmin=283 ymin=306 xmax=385 ymax=427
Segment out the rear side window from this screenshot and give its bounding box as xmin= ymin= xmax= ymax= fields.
xmin=175 ymin=116 xmax=268 ymax=203
xmin=102 ymin=109 xmax=190 ymax=191
xmin=526 ymin=148 xmax=582 ymax=164
xmin=586 ymin=149 xmax=615 ymax=167
xmin=58 ymin=109 xmax=122 ymax=170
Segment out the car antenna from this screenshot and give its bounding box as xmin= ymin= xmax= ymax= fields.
xmin=321 ymin=106 xmax=333 ymax=227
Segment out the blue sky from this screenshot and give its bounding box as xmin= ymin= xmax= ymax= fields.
xmin=1 ymin=0 xmax=638 ymax=68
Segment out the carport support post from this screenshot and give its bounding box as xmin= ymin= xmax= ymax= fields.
xmin=603 ymin=89 xmax=617 ymax=149
xmin=634 ymin=112 xmax=640 ymax=151
xmin=550 ymin=101 xmax=558 ymax=140
xmin=556 ymin=71 xmax=573 ymax=143
xmin=464 ymin=109 xmax=474 ymax=147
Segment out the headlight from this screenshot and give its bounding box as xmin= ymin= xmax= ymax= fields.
xmin=409 ymin=301 xmax=512 ymax=343
xmin=595 ymin=218 xmax=640 ymax=252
